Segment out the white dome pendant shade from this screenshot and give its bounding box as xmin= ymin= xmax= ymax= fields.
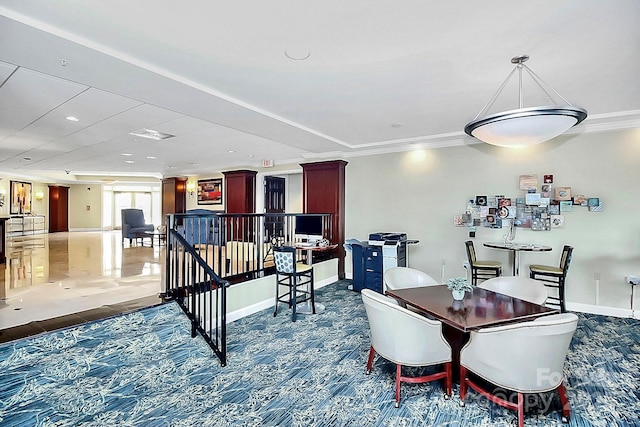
xmin=464 ymin=55 xmax=587 ymax=147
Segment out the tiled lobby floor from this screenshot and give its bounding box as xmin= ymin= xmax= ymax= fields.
xmin=0 ymin=231 xmax=164 ymax=343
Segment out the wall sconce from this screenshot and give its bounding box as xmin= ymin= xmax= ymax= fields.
xmin=35 ymin=190 xmax=44 ymax=201
xmin=186 ymin=181 xmax=196 ymax=197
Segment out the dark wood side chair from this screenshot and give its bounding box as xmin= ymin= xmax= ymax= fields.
xmin=529 ymin=245 xmax=573 ymax=312
xmin=464 ymin=240 xmax=502 ymax=285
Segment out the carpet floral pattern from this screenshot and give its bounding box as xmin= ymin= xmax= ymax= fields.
xmin=0 ymin=281 xmax=638 ymax=426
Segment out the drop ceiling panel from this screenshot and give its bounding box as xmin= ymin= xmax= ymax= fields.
xmin=15 ymin=87 xmax=144 ymax=142
xmin=0 ymin=67 xmax=87 ymax=139
xmin=0 ymin=60 xmax=17 ymax=83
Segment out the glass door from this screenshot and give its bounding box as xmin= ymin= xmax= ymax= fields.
xmin=114 ymin=192 xmax=153 ymax=229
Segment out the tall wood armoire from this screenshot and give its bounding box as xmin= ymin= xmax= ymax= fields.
xmin=301 ymin=160 xmax=347 ymax=279
xmin=162 ymin=177 xmax=187 ymax=225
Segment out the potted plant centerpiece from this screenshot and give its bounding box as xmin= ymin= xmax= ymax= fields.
xmin=446 ymin=276 xmax=474 ymax=301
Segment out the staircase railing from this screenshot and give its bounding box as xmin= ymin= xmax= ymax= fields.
xmin=164 ymin=228 xmax=230 ymax=366
xmin=168 ymin=212 xmax=334 ymax=280
xmin=163 ymin=211 xmax=334 ymax=366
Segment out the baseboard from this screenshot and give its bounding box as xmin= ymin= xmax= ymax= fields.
xmin=567 ymin=302 xmax=639 ymax=319
xmin=68 ymin=228 xmax=104 ymax=232
xmin=226 ymin=274 xmax=339 ymax=323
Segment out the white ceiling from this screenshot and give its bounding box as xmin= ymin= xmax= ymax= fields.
xmin=1 ymin=1 xmax=639 ymax=183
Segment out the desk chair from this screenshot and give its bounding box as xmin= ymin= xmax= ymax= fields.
xmin=361 ymin=289 xmax=452 ymax=407
xmin=465 ymin=240 xmax=502 ymax=285
xmin=273 ymin=246 xmax=314 ymax=322
xmin=460 ymin=313 xmax=578 ymax=427
xmin=529 ymin=245 xmax=573 ymax=312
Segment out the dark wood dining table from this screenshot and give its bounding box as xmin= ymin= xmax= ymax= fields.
xmin=386 ymin=285 xmax=558 ymax=381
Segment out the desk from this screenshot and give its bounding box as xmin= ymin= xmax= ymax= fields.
xmin=484 ymin=241 xmax=552 ymax=276
xmin=289 ymin=243 xmax=338 ymax=315
xmin=386 ymin=285 xmax=557 ymax=381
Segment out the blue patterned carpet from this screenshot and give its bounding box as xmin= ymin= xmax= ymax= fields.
xmin=0 ymin=280 xmax=638 ymax=426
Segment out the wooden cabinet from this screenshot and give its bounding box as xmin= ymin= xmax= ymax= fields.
xmin=222 ymin=170 xmax=256 ymax=214
xmin=301 ymin=160 xmax=347 ymax=279
xmin=48 ymin=185 xmax=69 ymax=232
xmin=162 ymin=177 xmax=187 ymax=220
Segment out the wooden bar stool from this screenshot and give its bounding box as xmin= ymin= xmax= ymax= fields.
xmin=529 ymin=245 xmax=573 ymax=312
xmin=464 ymin=240 xmax=502 ymax=285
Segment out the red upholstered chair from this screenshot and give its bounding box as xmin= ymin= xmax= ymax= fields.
xmin=460 ymin=313 xmax=578 ymax=427
xmin=361 ymin=289 xmax=452 ymax=407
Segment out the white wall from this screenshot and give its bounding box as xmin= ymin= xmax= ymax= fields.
xmin=345 ymin=128 xmax=640 ymax=313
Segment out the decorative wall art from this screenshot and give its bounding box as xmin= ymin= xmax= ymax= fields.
xmin=456 ymin=173 xmax=602 ymax=233
xmin=519 ymin=174 xmax=538 ymax=191
xmin=475 ymin=195 xmax=487 ymax=206
xmin=573 ymin=195 xmax=587 ymax=206
xmin=554 ymin=187 xmax=572 ymax=201
xmin=588 ymin=198 xmax=604 ymax=211
xmin=197 ymin=178 xmax=223 ymax=205
xmin=550 ymin=215 xmax=565 ymax=228
xmin=10 ymin=180 xmax=31 ymax=214
xmin=560 ymin=201 xmax=573 ymax=212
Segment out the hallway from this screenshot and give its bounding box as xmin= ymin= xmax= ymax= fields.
xmin=0 ymin=231 xmax=163 ymax=342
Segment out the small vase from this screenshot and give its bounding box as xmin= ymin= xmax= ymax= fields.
xmin=452 ymin=289 xmax=466 ymax=301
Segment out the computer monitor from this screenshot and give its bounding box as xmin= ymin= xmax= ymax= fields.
xmin=294 ymin=215 xmax=323 ymax=240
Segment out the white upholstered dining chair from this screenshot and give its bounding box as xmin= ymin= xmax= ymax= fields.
xmin=361 ymin=289 xmax=452 ymax=407
xmin=479 ymin=276 xmax=548 ymax=305
xmin=459 ymin=313 xmax=578 ymax=427
xmin=384 ymin=267 xmax=438 ymax=291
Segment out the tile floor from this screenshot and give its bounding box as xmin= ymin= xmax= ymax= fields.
xmin=0 ymin=231 xmax=164 ymax=343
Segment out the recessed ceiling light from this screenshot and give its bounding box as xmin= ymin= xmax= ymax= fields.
xmin=249 ymin=154 xmax=255 ymax=158
xmin=23 ymin=157 xmax=32 ymax=161
xmin=228 ymin=150 xmax=236 ymax=153
xmin=121 ymin=153 xmax=132 ymax=156
xmin=129 ymin=128 xmax=175 ymax=140
xmin=391 ymin=123 xmax=403 ymax=128
xmin=125 ymin=160 xmax=134 ymax=164
xmin=146 ymin=156 xmax=157 ymax=160
xmin=65 ymin=116 xmax=79 ymax=122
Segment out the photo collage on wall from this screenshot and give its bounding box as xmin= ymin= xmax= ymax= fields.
xmin=453 ymin=173 xmax=603 ymax=232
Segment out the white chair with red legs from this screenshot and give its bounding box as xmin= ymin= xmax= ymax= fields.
xmin=459 ymin=313 xmax=578 ymax=427
xmin=361 ymin=289 xmax=452 ymax=407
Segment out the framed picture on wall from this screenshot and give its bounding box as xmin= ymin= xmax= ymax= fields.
xmin=10 ymin=180 xmax=32 ymax=214
xmin=197 ymin=178 xmax=223 ymax=205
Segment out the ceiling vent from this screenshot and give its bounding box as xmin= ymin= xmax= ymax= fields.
xmin=129 ymin=128 xmax=175 ymax=140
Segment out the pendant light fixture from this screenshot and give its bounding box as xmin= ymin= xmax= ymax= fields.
xmin=464 ymin=55 xmax=587 ymax=147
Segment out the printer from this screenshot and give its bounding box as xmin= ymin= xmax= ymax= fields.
xmin=368 ymin=232 xmax=409 ymax=273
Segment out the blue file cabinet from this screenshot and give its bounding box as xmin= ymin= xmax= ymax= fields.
xmin=350 ymin=241 xmax=383 ymax=293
